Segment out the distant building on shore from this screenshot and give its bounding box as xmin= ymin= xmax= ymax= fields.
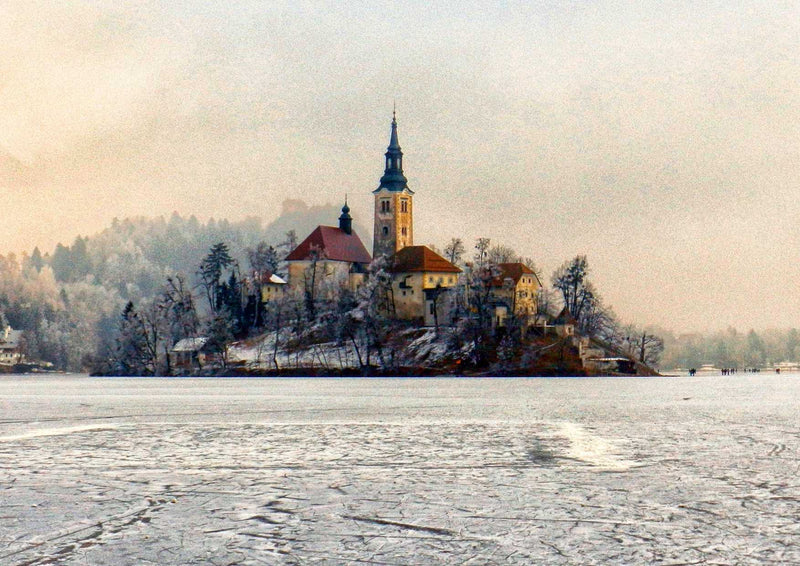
xmin=0 ymin=326 xmax=24 ymax=365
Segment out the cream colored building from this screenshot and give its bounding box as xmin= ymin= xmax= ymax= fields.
xmin=0 ymin=326 xmax=24 ymax=365
xmin=286 ymin=203 xmax=372 ymax=295
xmin=390 ymin=245 xmax=461 ymax=326
xmin=259 ymin=272 xmax=287 ymax=303
xmin=490 ymin=263 xmax=542 ymax=319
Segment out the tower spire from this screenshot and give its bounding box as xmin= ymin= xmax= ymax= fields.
xmin=378 ymin=110 xmax=407 ymax=191
xmin=339 ymin=196 xmax=352 ymax=235
xmin=372 ymin=110 xmax=414 ymax=259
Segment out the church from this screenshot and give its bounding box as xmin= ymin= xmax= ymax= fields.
xmin=284 ymin=111 xmax=462 ymax=325
xmin=284 ymin=111 xmax=544 ymax=329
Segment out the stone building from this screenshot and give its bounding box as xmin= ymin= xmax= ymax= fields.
xmin=373 ymin=112 xmax=414 ymax=259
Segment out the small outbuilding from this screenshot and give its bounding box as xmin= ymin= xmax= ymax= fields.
xmin=170 ymin=337 xmax=210 ymax=371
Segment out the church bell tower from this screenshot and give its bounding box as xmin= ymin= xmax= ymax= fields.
xmin=373 ymin=111 xmax=414 ymax=259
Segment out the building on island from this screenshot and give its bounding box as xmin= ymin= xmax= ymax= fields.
xmin=373 ymin=111 xmax=414 ymax=259
xmin=259 ymin=272 xmax=287 ymax=303
xmin=390 ymin=245 xmax=461 ymax=327
xmin=286 ymin=202 xmax=372 ymax=295
xmin=489 ymin=263 xmax=542 ymax=319
xmin=553 ymin=307 xmax=578 ymax=337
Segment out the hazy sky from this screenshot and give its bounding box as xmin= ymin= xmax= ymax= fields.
xmin=1 ymin=1 xmax=798 ymax=332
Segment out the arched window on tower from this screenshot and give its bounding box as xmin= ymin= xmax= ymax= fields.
xmin=382 ymin=226 xmax=389 ymax=236
xmin=400 ymin=199 xmax=408 ymax=213
xmin=380 ymin=200 xmax=390 ymax=213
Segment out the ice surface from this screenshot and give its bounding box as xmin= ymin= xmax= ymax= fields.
xmin=1 ymin=374 xmax=800 ymax=564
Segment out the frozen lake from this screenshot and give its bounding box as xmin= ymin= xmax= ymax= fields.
xmin=1 ymin=375 xmax=799 ymax=564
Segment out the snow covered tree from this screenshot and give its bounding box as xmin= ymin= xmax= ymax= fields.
xmin=247 ymin=242 xmax=281 ymax=277
xmin=204 ymin=313 xmax=235 ymax=369
xmin=111 ymin=302 xmax=150 ymax=375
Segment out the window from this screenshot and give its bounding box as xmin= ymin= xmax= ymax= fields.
xmin=380 ymin=200 xmax=390 ymax=213
xmin=401 ymin=227 xmax=407 ymax=236
xmin=382 ymin=226 xmax=389 ymax=236
xmin=429 ymin=303 xmax=435 ymax=315
xmin=401 ymin=199 xmax=408 ymax=213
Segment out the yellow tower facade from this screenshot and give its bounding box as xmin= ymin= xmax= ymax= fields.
xmin=373 ymin=112 xmax=414 ymax=259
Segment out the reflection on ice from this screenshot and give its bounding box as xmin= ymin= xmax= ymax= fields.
xmin=0 ymin=424 xmax=119 ymax=442
xmin=554 ymin=422 xmax=640 ymax=471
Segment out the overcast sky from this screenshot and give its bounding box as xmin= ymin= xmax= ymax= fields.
xmin=1 ymin=1 xmax=798 ymax=332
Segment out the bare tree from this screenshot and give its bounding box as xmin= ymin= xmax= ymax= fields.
xmin=622 ymin=326 xmax=665 ymax=367
xmin=159 ymin=275 xmax=199 ymax=375
xmin=302 ymin=245 xmax=329 ymax=320
xmin=474 ymin=238 xmax=491 ymax=269
xmin=487 ymin=244 xmax=518 ymax=264
xmin=263 ymin=289 xmax=300 ymax=371
xmin=552 ymin=255 xmax=621 ymax=339
xmin=444 ymin=238 xmax=465 ymax=265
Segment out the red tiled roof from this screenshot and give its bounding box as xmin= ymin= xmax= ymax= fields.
xmin=391 ymin=245 xmax=461 ymax=274
xmin=286 ymin=225 xmax=372 ymax=264
xmin=491 ymin=262 xmax=541 ymax=287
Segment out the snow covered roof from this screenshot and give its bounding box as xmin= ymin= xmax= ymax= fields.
xmin=286 ymin=225 xmax=372 ymax=264
xmin=391 ymin=245 xmax=461 ymax=274
xmin=0 ymin=327 xmax=22 ymax=350
xmin=172 ymin=337 xmax=209 ymax=352
xmin=259 ymin=272 xmax=287 ymax=285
